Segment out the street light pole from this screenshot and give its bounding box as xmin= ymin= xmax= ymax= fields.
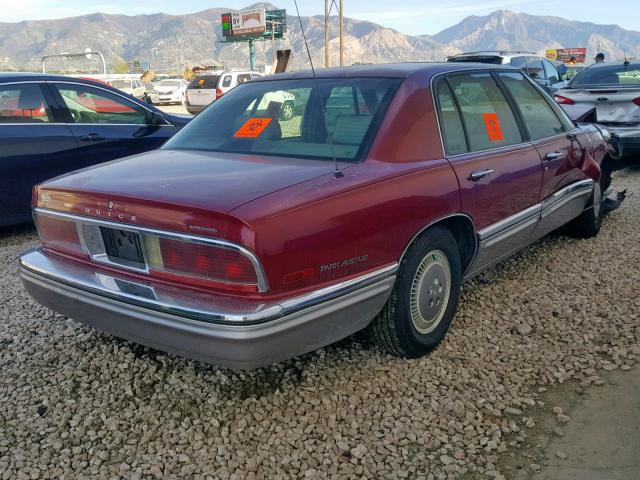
xmin=248 ymin=38 xmax=256 ymax=71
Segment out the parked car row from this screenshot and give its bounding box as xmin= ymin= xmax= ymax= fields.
xmin=14 ymin=63 xmax=618 ymax=370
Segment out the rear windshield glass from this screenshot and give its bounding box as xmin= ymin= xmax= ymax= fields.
xmin=164 ymin=77 xmax=402 ymax=162
xmin=188 ymin=75 xmax=220 ymax=89
xmin=571 ymin=63 xmax=640 ymax=86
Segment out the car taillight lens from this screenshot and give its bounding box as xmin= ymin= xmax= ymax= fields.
xmin=143 ymin=236 xmax=258 ymax=285
xmin=554 ymin=95 xmax=575 ymax=105
xmin=35 ymin=214 xmax=85 ymax=255
xmin=633 ymin=97 xmax=640 ymax=106
xmin=216 ymin=88 xmax=223 ymax=99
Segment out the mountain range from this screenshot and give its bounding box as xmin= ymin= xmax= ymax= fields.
xmin=0 ymin=4 xmax=638 ymax=73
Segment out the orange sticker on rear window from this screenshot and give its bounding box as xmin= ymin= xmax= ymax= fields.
xmin=482 ymin=113 xmax=504 ymax=142
xmin=234 ymin=118 xmax=273 ymax=138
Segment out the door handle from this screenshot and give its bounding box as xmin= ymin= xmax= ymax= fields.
xmin=79 ymin=133 xmax=106 ymax=142
xmin=544 ymin=151 xmax=567 ymax=161
xmin=469 ymin=169 xmax=495 ymax=181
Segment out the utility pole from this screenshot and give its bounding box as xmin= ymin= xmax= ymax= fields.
xmin=339 ymin=0 xmax=344 ymax=66
xmin=248 ymin=37 xmax=256 ymax=71
xmin=324 ymin=0 xmax=330 ymax=68
xmin=324 ymin=0 xmax=345 ymax=68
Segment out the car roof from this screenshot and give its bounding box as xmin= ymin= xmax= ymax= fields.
xmin=582 ymin=60 xmax=640 ymax=68
xmin=255 ymin=62 xmax=517 ymax=82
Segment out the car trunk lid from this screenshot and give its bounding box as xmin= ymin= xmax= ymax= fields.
xmin=35 ymin=149 xmax=336 ymax=240
xmin=559 ymin=86 xmax=640 ymax=125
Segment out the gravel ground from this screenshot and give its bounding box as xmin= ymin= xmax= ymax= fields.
xmin=1 ymin=167 xmax=639 ymax=480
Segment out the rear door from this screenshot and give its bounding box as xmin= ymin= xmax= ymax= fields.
xmin=435 ymin=72 xmax=543 ymax=273
xmin=0 ymin=82 xmax=78 ymax=225
xmin=49 ymin=82 xmax=176 ymax=162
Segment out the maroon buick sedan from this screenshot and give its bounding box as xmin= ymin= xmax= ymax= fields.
xmin=20 ymin=63 xmax=612 ymax=369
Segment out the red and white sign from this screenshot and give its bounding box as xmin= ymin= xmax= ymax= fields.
xmin=546 ymin=48 xmax=587 ymax=64
xmin=231 ymin=8 xmax=266 ymax=36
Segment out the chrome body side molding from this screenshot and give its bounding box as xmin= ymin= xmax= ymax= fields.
xmin=465 ymin=179 xmax=594 ymax=278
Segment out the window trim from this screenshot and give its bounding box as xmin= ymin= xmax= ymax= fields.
xmin=433 ymin=70 xmax=527 ymax=156
xmin=430 ymin=68 xmax=575 ymax=158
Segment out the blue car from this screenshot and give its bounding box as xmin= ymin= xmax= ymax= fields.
xmin=0 ymin=73 xmax=191 ymax=226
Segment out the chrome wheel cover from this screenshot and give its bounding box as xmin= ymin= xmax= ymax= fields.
xmin=593 ymin=181 xmax=602 ymax=218
xmin=410 ymin=250 xmax=452 ymax=334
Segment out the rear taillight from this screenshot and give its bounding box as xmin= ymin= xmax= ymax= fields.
xmin=633 ymin=97 xmax=640 ymax=106
xmin=554 ymin=95 xmax=575 ymax=105
xmin=35 ymin=214 xmax=85 ymax=255
xmin=143 ymin=236 xmax=258 ymax=286
xmin=216 ymin=88 xmax=223 ymax=99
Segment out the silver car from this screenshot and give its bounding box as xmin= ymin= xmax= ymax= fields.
xmin=554 ymin=61 xmax=640 ymax=158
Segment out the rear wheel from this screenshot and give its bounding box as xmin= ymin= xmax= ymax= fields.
xmin=566 ymin=167 xmax=610 ymax=238
xmin=369 ymin=227 xmax=462 ymax=358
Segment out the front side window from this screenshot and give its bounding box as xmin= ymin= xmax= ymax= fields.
xmin=435 ymin=80 xmax=467 ymax=155
xmin=0 ymin=84 xmax=51 ymax=123
xmin=447 ymin=73 xmax=522 ymax=152
xmin=237 ymin=74 xmax=252 ymax=84
xmin=163 ymin=77 xmax=401 ymax=162
xmin=498 ymin=72 xmax=568 ymax=140
xmin=54 ymin=84 xmax=148 ymax=124
xmin=221 ymin=76 xmax=232 ymax=88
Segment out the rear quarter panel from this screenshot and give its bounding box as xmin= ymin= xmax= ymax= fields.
xmin=231 ymin=74 xmax=462 ymax=295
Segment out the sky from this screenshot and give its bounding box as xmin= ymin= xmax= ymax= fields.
xmin=0 ymin=0 xmax=636 ymax=35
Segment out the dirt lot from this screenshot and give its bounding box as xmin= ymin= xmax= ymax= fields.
xmin=0 ymin=166 xmax=638 ymax=479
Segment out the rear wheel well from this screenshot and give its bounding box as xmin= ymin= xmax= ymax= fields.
xmin=403 ymin=216 xmax=477 ymax=273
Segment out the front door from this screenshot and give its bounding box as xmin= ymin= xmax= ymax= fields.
xmin=496 ymin=71 xmax=591 ymax=235
xmin=434 ymin=72 xmax=543 ymax=275
xmin=48 ymin=82 xmax=174 ymax=163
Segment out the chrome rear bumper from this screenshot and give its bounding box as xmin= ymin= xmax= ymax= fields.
xmin=19 ymin=249 xmax=396 ymax=370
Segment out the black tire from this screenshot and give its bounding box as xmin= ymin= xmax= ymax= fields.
xmin=566 ymin=170 xmax=609 ymax=239
xmin=369 ymin=227 xmax=463 ymax=358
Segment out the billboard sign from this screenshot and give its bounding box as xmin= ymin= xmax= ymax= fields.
xmin=231 ymin=8 xmax=266 ymax=37
xmin=221 ymin=9 xmax=285 ymax=41
xmin=546 ymin=48 xmax=587 ymax=64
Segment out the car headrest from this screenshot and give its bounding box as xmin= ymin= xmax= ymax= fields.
xmin=18 ymin=87 xmax=44 ymax=110
xmin=332 ymin=114 xmax=372 ymax=145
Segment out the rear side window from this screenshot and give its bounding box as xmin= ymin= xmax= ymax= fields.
xmin=542 ymin=60 xmax=559 ymax=83
xmin=525 ymin=57 xmax=544 ymax=80
xmin=237 ymin=74 xmax=252 ymax=84
xmin=435 ymin=81 xmax=467 ymax=155
xmin=188 ymin=76 xmax=219 ymax=90
xmin=498 ymin=72 xmax=568 ymax=140
xmin=0 ymin=84 xmax=51 ymax=123
xmin=447 ymin=73 xmax=522 ymax=152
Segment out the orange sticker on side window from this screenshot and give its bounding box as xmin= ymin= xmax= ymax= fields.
xmin=482 ymin=113 xmax=504 ymax=142
xmin=234 ymin=118 xmax=273 ymax=138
